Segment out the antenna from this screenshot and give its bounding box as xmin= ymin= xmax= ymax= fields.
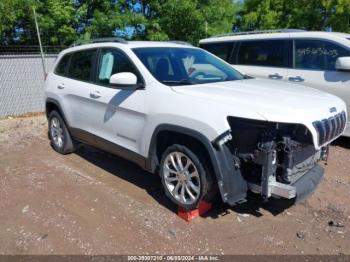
xmin=32 ymin=6 xmax=46 ymax=78
xmin=205 ymin=21 xmax=208 ymax=38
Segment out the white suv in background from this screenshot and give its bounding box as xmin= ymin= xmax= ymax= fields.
xmin=200 ymin=29 xmax=350 ymax=136
xmin=45 ymin=39 xmax=346 ymax=210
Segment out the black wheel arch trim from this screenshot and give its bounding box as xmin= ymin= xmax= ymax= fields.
xmin=146 ymin=124 xmax=217 ymax=172
xmin=146 ymin=124 xmax=248 ymax=204
xmin=45 ymin=98 xmax=69 ymax=126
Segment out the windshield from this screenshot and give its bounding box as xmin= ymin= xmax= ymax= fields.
xmin=132 ymin=47 xmax=244 ymax=85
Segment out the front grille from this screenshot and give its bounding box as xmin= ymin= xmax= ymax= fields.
xmin=312 ymin=111 xmax=347 ymax=146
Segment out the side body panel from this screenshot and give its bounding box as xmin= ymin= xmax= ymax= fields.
xmin=233 ymin=64 xmax=288 ymax=81
xmin=45 ymin=72 xmax=94 ymax=132
xmin=87 ymin=85 xmax=147 ymax=155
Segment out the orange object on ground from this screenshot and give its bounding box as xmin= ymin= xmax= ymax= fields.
xmin=177 ymin=201 xmax=212 ymax=222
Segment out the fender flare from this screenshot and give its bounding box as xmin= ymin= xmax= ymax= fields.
xmin=146 ymin=124 xmax=247 ymax=204
xmin=146 ymin=124 xmax=218 ymax=171
xmin=45 ymin=98 xmax=69 ymax=126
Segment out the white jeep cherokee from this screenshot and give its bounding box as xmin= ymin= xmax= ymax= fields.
xmin=45 ymin=39 xmax=347 ymax=210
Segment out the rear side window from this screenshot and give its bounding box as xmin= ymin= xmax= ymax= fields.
xmin=55 ymin=54 xmax=71 ymax=76
xmin=200 ymin=42 xmax=233 ymax=62
xmin=67 ymin=49 xmax=97 ymax=81
xmin=237 ymin=40 xmax=284 ymax=67
xmin=295 ymin=39 xmax=350 ymax=71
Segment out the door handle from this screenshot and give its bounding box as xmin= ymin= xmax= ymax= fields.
xmin=288 ymin=76 xmax=304 ymax=82
xmin=268 ymin=73 xmax=283 ymax=80
xmin=57 ymin=83 xmax=65 ymax=89
xmin=90 ymin=90 xmax=101 ymax=98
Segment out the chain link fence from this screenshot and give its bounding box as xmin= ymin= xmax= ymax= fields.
xmin=0 ymin=46 xmax=64 ymax=117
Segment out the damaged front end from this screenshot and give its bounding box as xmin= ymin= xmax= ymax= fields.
xmin=213 ymin=116 xmax=331 ymax=205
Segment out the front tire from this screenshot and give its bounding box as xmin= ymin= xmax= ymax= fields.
xmin=159 ymin=144 xmax=213 ymax=210
xmin=48 ymin=110 xmax=75 ymax=154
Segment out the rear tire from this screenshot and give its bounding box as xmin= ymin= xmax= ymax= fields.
xmin=48 ymin=110 xmax=76 ymax=154
xmin=159 ymin=144 xmax=214 ymax=210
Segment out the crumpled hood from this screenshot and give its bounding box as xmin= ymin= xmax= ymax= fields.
xmin=172 ymin=78 xmax=347 ymax=124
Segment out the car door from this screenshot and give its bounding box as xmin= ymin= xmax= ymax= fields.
xmin=231 ymin=39 xmax=290 ymax=81
xmin=286 ymin=39 xmax=350 ymax=134
xmin=87 ymin=47 xmax=147 ymax=156
xmin=54 ymin=49 xmax=98 ymax=135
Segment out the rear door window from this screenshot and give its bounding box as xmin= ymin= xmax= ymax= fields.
xmin=67 ymin=49 xmax=97 ymax=81
xmin=55 ymin=54 xmax=71 ymax=76
xmin=237 ymin=40 xmax=285 ymax=67
xmin=294 ymin=40 xmax=326 ymax=70
xmin=200 ymin=42 xmax=233 ymax=62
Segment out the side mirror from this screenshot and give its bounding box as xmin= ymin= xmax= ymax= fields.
xmin=109 ymin=72 xmax=144 ymax=89
xmin=336 ymin=57 xmax=350 ymax=72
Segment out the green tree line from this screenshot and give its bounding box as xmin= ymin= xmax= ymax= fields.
xmin=237 ymin=0 xmax=350 ymax=33
xmin=0 ymin=0 xmax=349 ymax=47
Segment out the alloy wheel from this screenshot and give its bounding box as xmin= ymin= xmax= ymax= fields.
xmin=50 ymin=117 xmax=64 ymax=148
xmin=163 ymin=151 xmax=201 ymax=205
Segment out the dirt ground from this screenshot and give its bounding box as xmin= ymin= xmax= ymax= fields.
xmin=0 ymin=115 xmax=349 ymax=255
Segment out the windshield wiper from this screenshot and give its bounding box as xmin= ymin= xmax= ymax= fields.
xmin=243 ymin=74 xmax=254 ymax=79
xmin=161 ymin=79 xmax=197 ymax=85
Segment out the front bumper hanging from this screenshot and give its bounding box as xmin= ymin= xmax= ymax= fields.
xmin=248 ymin=163 xmax=324 ymax=202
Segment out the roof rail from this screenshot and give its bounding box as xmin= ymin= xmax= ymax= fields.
xmin=210 ymin=29 xmax=306 ymax=38
xmin=167 ymin=40 xmax=193 ymax=46
xmin=69 ymin=37 xmax=127 ymax=47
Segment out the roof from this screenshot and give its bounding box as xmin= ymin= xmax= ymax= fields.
xmin=200 ymin=31 xmax=350 ymax=44
xmin=61 ymin=38 xmax=196 ymax=55
xmin=61 ymin=39 xmax=196 ymax=55
xmin=126 ymin=41 xmax=194 ymax=48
